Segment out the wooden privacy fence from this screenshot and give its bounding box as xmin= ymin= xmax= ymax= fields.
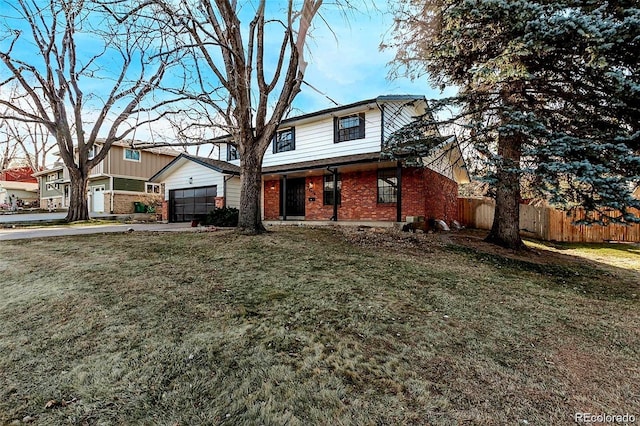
xmin=457 ymin=198 xmax=640 ymax=243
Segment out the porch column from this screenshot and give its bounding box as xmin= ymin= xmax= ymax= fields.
xmin=396 ymin=162 xmax=402 ymax=223
xmin=331 ymin=168 xmax=338 ymax=221
xmin=281 ymin=175 xmax=287 ymax=221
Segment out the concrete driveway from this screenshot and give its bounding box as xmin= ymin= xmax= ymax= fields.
xmin=0 ymin=222 xmax=197 ymax=241
xmin=0 ymin=211 xmax=120 ymax=223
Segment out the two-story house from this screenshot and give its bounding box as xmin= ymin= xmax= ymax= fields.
xmin=150 ymin=95 xmax=469 ymax=224
xmin=33 ymin=141 xmax=179 ymax=214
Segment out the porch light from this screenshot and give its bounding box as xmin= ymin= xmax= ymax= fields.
xmin=308 ymin=182 xmax=314 ymax=189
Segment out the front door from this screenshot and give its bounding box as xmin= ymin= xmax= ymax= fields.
xmin=281 ymin=177 xmax=305 ymax=217
xmin=92 ymin=185 xmax=105 ymax=212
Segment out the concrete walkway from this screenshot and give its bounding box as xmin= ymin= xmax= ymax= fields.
xmin=0 ymin=222 xmax=196 ymax=241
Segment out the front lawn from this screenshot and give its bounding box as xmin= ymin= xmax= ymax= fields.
xmin=0 ymin=227 xmax=638 ymax=425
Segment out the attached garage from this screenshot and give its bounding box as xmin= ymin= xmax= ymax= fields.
xmin=169 ymin=185 xmax=218 ymax=222
xmin=149 ymin=153 xmax=241 ymax=223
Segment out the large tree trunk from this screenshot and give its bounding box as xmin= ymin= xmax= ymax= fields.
xmin=237 ymin=147 xmax=266 ymax=234
xmin=485 ymin=134 xmax=525 ymax=249
xmin=65 ymin=168 xmax=90 ymax=222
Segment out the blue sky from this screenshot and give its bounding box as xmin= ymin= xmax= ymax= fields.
xmin=287 ymin=1 xmax=453 ymax=114
xmin=0 ymin=0 xmax=454 ymax=152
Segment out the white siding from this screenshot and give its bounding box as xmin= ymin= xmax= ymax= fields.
xmin=422 ymin=141 xmax=465 ymax=182
xmin=162 ymin=161 xmax=227 ymax=200
xmin=382 ymin=102 xmax=422 ymax=142
xmin=225 ymin=176 xmax=241 ymax=208
xmin=220 ymin=106 xmax=385 ymax=169
xmin=262 ymin=110 xmax=382 ymax=167
xmin=219 ymin=99 xmax=428 ymax=169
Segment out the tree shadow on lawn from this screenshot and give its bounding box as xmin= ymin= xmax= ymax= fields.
xmin=443 ymin=228 xmax=640 ymax=300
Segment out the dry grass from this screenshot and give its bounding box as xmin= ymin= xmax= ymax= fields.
xmin=0 ymin=226 xmax=638 ymax=425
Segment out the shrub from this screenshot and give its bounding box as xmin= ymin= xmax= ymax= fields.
xmin=203 ymin=207 xmax=239 ymax=227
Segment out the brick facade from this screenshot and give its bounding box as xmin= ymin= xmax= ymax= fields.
xmin=263 ymin=167 xmax=459 ymax=223
xmin=161 ymin=200 xmax=168 ymax=222
xmin=264 ymin=179 xmax=281 ymax=220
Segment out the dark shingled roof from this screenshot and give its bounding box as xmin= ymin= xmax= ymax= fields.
xmin=149 ymin=153 xmax=239 ymax=182
xmin=182 ymin=154 xmax=240 ymax=174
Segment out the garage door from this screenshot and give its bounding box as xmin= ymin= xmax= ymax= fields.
xmin=169 ymin=186 xmax=217 ymax=222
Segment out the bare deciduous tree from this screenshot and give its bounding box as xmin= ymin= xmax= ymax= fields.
xmin=148 ymin=0 xmax=324 ymax=233
xmin=1 ymin=90 xmax=56 ymax=173
xmin=0 ymin=0 xmax=185 ymax=221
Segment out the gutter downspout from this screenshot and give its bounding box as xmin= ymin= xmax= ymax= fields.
xmin=110 ymin=176 xmax=114 ymax=214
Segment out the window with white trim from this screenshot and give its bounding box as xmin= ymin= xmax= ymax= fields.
xmin=334 ymin=113 xmax=365 ymax=143
xmin=124 ymin=148 xmax=141 ymax=162
xmin=146 ymin=183 xmax=161 ymax=194
xmin=88 ymin=145 xmax=99 ymax=160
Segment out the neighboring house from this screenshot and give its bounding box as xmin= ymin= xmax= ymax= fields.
xmin=151 ymin=95 xmax=469 ymax=223
xmin=0 ymin=180 xmax=39 ymax=208
xmin=0 ymin=166 xmax=38 ymax=183
xmin=33 ymin=142 xmax=179 ymax=213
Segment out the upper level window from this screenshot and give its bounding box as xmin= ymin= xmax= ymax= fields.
xmin=323 ymin=174 xmax=342 ymax=205
xmin=88 ymin=145 xmax=99 ymax=160
xmin=273 ymin=128 xmax=295 ymax=153
xmin=377 ymin=169 xmax=397 ymax=204
xmin=334 ymin=113 xmax=365 ymax=143
xmin=124 ymin=148 xmax=141 ymax=162
xmin=227 ymin=144 xmax=239 ymax=161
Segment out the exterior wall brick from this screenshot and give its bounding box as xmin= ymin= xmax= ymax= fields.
xmin=422 ymin=168 xmax=459 ymax=223
xmin=112 ymin=193 xmax=140 ymax=214
xmin=264 ymin=179 xmax=280 ymax=220
xmin=263 ymin=167 xmax=458 ymax=223
xmin=215 ymin=197 xmax=225 ymax=209
xmin=161 ymin=200 xmax=168 ymax=222
xmin=110 ymin=193 xmax=162 ymax=214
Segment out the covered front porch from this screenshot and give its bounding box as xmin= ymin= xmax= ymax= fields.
xmin=261 ymin=153 xmax=403 ymax=223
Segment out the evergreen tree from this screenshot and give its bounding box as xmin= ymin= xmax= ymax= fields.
xmin=385 ymin=0 xmax=640 ymax=249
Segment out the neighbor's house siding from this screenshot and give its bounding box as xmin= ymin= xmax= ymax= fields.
xmin=108 ymin=145 xmax=175 ymax=178
xmin=37 ymin=169 xmax=64 ymax=208
xmin=89 ymin=177 xmax=111 ymax=190
xmin=113 ymin=178 xmax=145 ymax=192
xmin=264 ymin=167 xmax=459 ymax=222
